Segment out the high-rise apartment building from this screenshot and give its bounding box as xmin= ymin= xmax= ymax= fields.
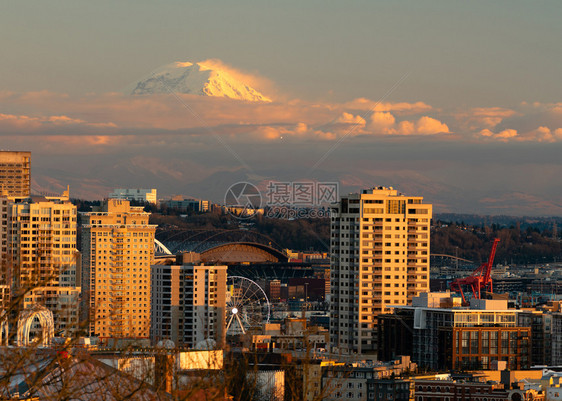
xmin=0 ymin=151 xmax=31 ymax=197
xmin=0 ymin=151 xmax=31 ymax=307
xmin=81 ymin=199 xmax=156 ymax=339
xmin=151 ymin=253 xmax=226 ymax=348
xmin=329 ymin=187 xmax=432 ymax=354
xmin=0 ymin=195 xmax=10 ymax=308
xmin=5 ymin=189 xmax=80 ymax=334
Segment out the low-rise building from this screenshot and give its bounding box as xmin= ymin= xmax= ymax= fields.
xmin=379 ymin=292 xmax=531 ymax=370
xmin=163 ymin=197 xmax=210 ymax=212
xmin=321 ymin=357 xmax=416 ymax=401
xmin=250 ymin=317 xmax=329 ymax=352
xmin=109 ymin=188 xmax=157 ymax=204
xmin=413 ymin=379 xmax=532 ymax=401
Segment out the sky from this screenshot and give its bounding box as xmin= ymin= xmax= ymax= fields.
xmin=1 ymin=0 xmax=561 ymax=215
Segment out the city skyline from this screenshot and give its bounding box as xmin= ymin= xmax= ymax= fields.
xmin=1 ymin=0 xmax=561 ymax=387
xmin=1 ymin=1 xmax=561 ymax=215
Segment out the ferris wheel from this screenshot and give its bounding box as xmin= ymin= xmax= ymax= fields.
xmin=226 ymin=276 xmax=270 ymax=335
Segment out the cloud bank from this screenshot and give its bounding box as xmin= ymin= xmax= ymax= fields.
xmin=1 ymin=88 xmax=560 ymax=147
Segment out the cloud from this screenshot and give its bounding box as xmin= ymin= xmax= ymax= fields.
xmin=344 ymin=98 xmax=432 ymax=114
xmin=479 ymin=126 xmax=562 ymax=143
xmin=479 ymin=128 xmax=518 ymax=141
xmin=43 ymin=135 xmax=121 ymax=146
xmin=0 ymin=112 xmax=117 ymax=133
xmin=0 ymin=90 xmax=561 ymax=147
xmin=336 ymin=112 xmax=366 ymax=126
xmin=369 ymin=112 xmax=448 ymax=136
xmin=518 ymin=126 xmax=562 ymax=142
xmin=458 ymin=102 xmax=562 ymax=143
xmin=0 ymin=91 xmax=451 ymax=143
xmin=457 ymin=107 xmax=517 ymax=130
xmin=252 ymin=122 xmax=340 ymax=141
xmin=0 ymin=113 xmax=43 ymax=131
xmin=370 ymin=112 xmax=396 ymax=128
xmin=415 ymin=116 xmax=450 ymax=135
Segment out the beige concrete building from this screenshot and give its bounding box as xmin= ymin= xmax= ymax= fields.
xmin=5 ymin=188 xmax=80 ymax=335
xmin=81 ymin=199 xmax=156 ymax=339
xmin=329 ymin=186 xmax=432 ymax=354
xmin=151 ymin=253 xmax=227 ymax=348
xmin=0 ymin=151 xmax=31 ymax=197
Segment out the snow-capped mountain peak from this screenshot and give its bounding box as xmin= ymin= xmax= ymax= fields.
xmin=130 ymin=61 xmax=272 ymax=102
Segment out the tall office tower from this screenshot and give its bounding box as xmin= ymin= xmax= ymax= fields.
xmin=151 ymin=253 xmax=227 ymax=348
xmin=81 ymin=199 xmax=156 ymax=339
xmin=0 ymin=151 xmax=31 ymax=197
xmin=6 ymin=188 xmax=80 ymax=335
xmin=329 ymin=187 xmax=432 ymax=354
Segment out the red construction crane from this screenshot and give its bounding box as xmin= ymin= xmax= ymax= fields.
xmin=449 ymin=238 xmax=500 ymax=304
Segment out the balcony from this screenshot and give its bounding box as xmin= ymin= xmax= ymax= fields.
xmin=407 ymin=262 xmax=426 ymax=268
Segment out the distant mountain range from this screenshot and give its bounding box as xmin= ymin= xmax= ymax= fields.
xmin=30 ymin=158 xmax=562 ymax=217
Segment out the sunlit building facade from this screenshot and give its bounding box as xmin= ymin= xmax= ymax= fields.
xmin=0 ymin=151 xmax=31 ymax=309
xmin=6 ymin=189 xmax=80 ymax=335
xmin=0 ymin=151 xmax=31 ymax=197
xmin=380 ymin=295 xmax=531 ymax=370
xmin=0 ymin=195 xmax=10 ymax=309
xmin=329 ymin=186 xmax=432 ymax=354
xmin=81 ymin=199 xmax=156 ymax=339
xmin=151 ymin=253 xmax=226 ymax=348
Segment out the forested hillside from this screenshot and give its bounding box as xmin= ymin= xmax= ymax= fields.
xmin=432 ymin=221 xmax=561 ymax=265
xmin=74 ymin=199 xmax=561 ymax=263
